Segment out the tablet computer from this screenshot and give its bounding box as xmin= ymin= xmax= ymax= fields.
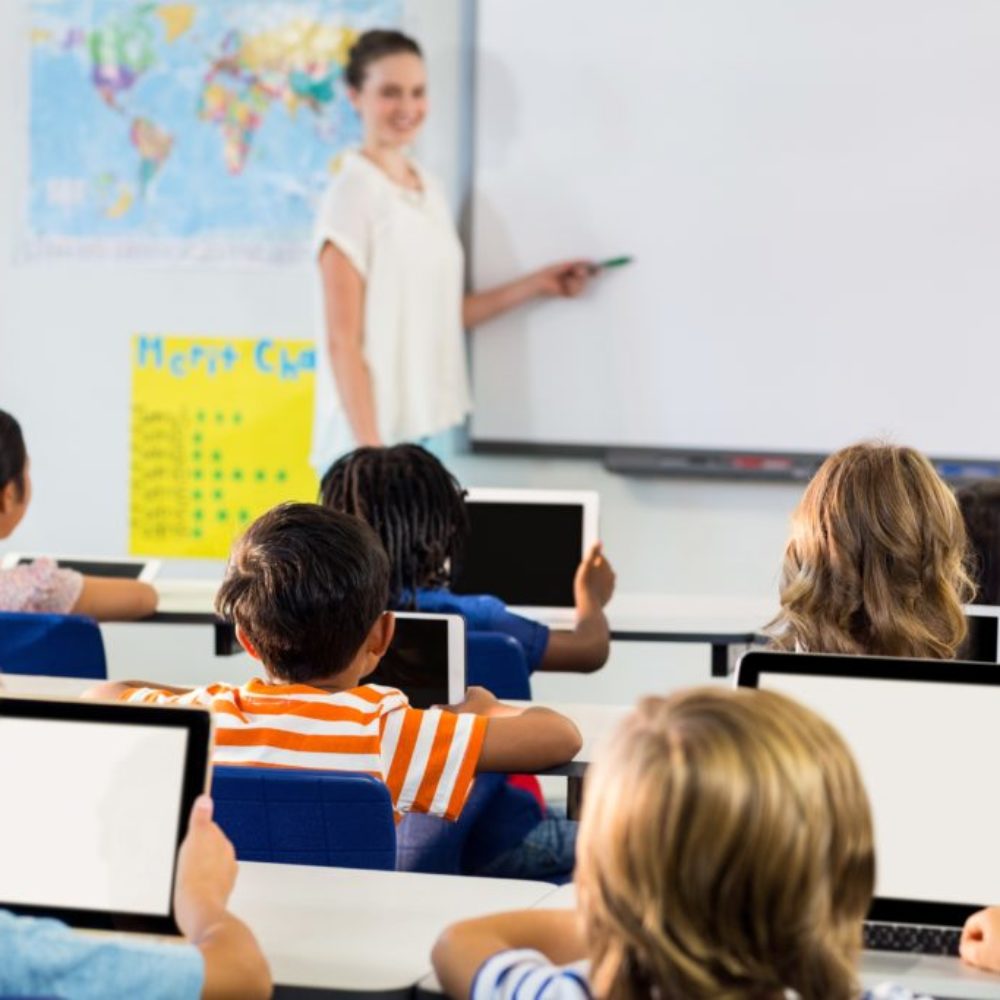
xmin=0 ymin=696 xmax=212 ymax=935
xmin=366 ymin=612 xmax=466 ymax=709
xmin=452 ymin=488 xmax=599 ymax=621
xmin=0 ymin=553 xmax=161 ymax=582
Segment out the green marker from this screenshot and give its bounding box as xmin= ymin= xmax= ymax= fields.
xmin=590 ymin=255 xmax=634 ymax=274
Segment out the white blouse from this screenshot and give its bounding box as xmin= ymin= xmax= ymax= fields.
xmin=311 ymin=150 xmax=471 ymax=475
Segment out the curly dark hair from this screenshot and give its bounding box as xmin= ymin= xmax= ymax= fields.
xmin=319 ymin=445 xmax=468 ymax=607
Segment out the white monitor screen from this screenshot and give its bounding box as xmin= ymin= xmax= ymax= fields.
xmin=0 ymin=717 xmax=188 ymax=916
xmin=756 ymin=671 xmax=1000 ymax=908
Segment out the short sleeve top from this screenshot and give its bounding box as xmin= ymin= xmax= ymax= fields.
xmin=0 ymin=908 xmax=203 ymax=1000
xmin=0 ymin=559 xmax=83 ymax=613
xmin=311 ymin=150 xmax=472 ymax=474
xmin=471 ymin=950 xmax=935 ymax=1000
xmin=412 ymin=588 xmax=551 ymax=673
xmin=119 ymin=679 xmax=487 ymax=821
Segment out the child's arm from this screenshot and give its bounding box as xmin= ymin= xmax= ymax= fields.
xmin=71 ymin=577 xmax=158 ymax=621
xmin=962 ymin=907 xmax=1000 ymax=971
xmin=432 ymin=910 xmax=586 ymax=999
xmin=82 ymin=680 xmax=193 ymax=700
xmin=446 ymin=687 xmax=582 ymax=772
xmin=536 ymin=543 xmax=615 ymax=674
xmin=175 ymin=796 xmax=272 ymax=1000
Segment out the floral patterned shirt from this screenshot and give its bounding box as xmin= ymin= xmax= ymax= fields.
xmin=0 ymin=559 xmax=83 ymax=614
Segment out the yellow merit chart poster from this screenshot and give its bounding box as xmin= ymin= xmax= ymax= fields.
xmin=130 ymin=335 xmax=317 ymax=558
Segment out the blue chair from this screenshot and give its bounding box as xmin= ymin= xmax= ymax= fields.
xmin=211 ymin=766 xmax=396 ymax=869
xmin=0 ymin=611 xmax=106 ymax=679
xmin=467 ymin=632 xmax=532 ymax=699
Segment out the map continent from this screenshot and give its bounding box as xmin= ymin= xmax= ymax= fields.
xmin=29 ymin=0 xmax=400 ymax=260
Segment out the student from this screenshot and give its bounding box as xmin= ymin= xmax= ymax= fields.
xmin=320 ymin=444 xmax=616 ymax=673
xmin=84 ymin=503 xmax=581 ymax=822
xmin=768 ymin=441 xmax=972 ymax=657
xmin=432 ymin=687 xmax=931 ymax=1000
xmin=0 ymin=409 xmax=158 ymax=619
xmin=956 ymin=480 xmax=1000 ymax=605
xmin=0 ymin=795 xmax=270 ymax=1000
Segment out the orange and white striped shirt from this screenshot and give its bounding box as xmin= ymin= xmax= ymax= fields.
xmin=120 ymin=679 xmax=487 ymax=822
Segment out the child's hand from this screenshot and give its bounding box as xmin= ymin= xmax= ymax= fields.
xmin=574 ymin=542 xmax=616 ymax=609
xmin=173 ymin=795 xmax=238 ymax=942
xmin=441 ymin=686 xmax=512 ymax=718
xmin=961 ymin=907 xmax=1000 ymax=971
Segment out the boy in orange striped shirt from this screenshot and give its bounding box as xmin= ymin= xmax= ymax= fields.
xmin=85 ymin=503 xmax=581 ymax=822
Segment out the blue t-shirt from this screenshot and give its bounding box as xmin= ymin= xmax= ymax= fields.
xmin=412 ymin=589 xmax=551 ymax=673
xmin=0 ymin=908 xmax=204 ymax=1000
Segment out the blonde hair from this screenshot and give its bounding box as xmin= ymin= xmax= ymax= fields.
xmin=575 ymin=688 xmax=875 ymax=1000
xmin=768 ymin=442 xmax=972 ymax=658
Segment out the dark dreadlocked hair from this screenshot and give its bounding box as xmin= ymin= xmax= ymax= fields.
xmin=319 ymin=445 xmax=469 ymax=608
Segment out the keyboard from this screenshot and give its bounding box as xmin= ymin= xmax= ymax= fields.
xmin=864 ymin=921 xmax=961 ymax=955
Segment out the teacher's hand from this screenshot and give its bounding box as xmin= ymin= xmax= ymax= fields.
xmin=530 ymin=260 xmax=593 ymax=298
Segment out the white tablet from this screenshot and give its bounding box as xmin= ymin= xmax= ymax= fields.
xmin=0 ymin=553 xmax=161 ymax=583
xmin=366 ymin=612 xmax=466 ymax=708
xmin=453 ymin=488 xmax=599 ymax=616
xmin=0 ymin=696 xmax=212 ymax=935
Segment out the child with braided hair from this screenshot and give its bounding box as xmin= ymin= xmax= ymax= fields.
xmin=319 ymin=444 xmax=615 ymax=674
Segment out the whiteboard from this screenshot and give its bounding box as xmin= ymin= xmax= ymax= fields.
xmin=470 ymin=0 xmax=1000 ymax=458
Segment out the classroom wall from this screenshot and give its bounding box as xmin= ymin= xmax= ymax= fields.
xmin=0 ymin=0 xmax=804 ymax=703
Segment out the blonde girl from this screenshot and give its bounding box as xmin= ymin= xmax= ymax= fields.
xmin=768 ymin=442 xmax=972 ymax=658
xmin=432 ymin=686 xmax=936 ymax=1000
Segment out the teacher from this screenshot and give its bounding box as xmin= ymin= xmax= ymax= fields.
xmin=311 ymin=29 xmax=593 ymax=476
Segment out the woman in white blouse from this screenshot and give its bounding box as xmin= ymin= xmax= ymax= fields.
xmin=312 ymin=29 xmax=593 ymax=475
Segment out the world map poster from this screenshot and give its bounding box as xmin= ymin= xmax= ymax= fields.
xmin=27 ymin=0 xmax=400 ymax=262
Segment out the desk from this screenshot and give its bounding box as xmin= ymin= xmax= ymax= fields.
xmin=512 ymin=701 xmax=631 ymax=819
xmin=417 ymin=883 xmax=1000 ymax=1000
xmin=151 ymin=581 xmax=776 ymax=669
xmin=0 ymin=674 xmax=94 ymax=697
xmin=149 ymin=579 xmax=234 ymax=655
xmin=230 ymin=862 xmax=557 ymax=998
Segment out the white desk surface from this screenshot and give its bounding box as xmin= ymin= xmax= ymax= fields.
xmin=230 ymin=862 xmax=557 ymax=995
xmin=152 ymin=578 xmax=222 ymax=615
xmin=420 ymin=884 xmax=1000 ymax=1000
xmin=0 ymin=674 xmax=95 ymax=698
xmin=152 ymin=579 xmax=775 ymax=637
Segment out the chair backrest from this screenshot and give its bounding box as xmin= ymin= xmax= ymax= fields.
xmin=0 ymin=611 xmax=106 ymax=679
xmin=467 ymin=632 xmax=532 ymax=700
xmin=211 ymin=766 xmax=396 ymax=869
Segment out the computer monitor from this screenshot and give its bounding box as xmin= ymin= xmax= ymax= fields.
xmin=0 ymin=697 xmax=211 ymax=934
xmin=366 ymin=613 xmax=465 ymax=709
xmin=737 ymin=650 xmax=1000 ymax=932
xmin=451 ymin=488 xmax=599 ymax=615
